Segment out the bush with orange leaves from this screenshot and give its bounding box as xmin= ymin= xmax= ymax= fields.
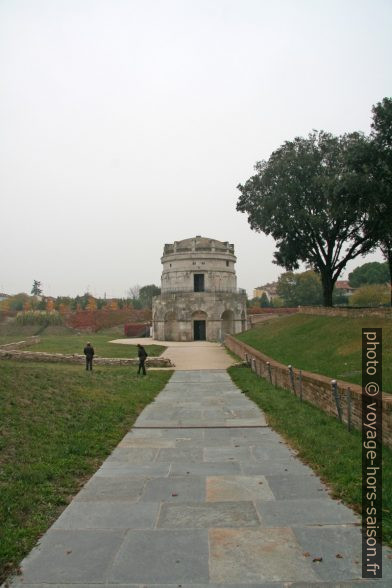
xmin=66 ymin=308 xmax=151 ymax=332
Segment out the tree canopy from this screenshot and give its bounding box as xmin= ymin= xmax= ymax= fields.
xmin=139 ymin=284 xmax=161 ymax=309
xmin=369 ymin=97 xmax=392 ymax=304
xmin=31 ymin=280 xmax=43 ymax=296
xmin=348 ymin=262 xmax=389 ymax=288
xmin=276 ymin=271 xmax=323 ymax=307
xmin=237 ymin=130 xmax=381 ymax=306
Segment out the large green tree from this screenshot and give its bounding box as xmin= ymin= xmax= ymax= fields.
xmin=237 ymin=131 xmax=377 ymax=306
xmin=31 ymin=280 xmax=43 ymax=296
xmin=370 ymin=97 xmax=392 ymax=304
xmin=139 ymin=284 xmax=161 ymax=309
xmin=348 ymin=261 xmax=389 ymax=288
xmin=276 ymin=271 xmax=323 ymax=307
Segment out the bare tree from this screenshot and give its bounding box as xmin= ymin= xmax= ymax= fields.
xmin=127 ymin=284 xmax=141 ymax=300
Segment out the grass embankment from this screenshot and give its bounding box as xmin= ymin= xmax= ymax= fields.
xmin=0 ymin=361 xmax=172 ymax=583
xmin=0 ymin=331 xmax=166 ymax=358
xmin=237 ymin=314 xmax=392 ymax=391
xmin=228 ymin=364 xmax=392 ymax=546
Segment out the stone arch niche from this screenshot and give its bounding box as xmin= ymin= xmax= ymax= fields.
xmin=221 ymin=309 xmax=234 ymax=335
xmin=164 ymin=312 xmax=179 ymax=341
xmin=241 ymin=310 xmax=246 ymax=332
xmin=192 ymin=310 xmax=207 ymax=341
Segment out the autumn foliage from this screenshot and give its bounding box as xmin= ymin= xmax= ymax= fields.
xmin=66 ymin=308 xmax=151 ymax=332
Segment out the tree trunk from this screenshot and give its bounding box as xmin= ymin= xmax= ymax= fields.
xmin=320 ymin=269 xmax=334 ymax=307
xmin=387 ymin=248 xmax=392 ymax=307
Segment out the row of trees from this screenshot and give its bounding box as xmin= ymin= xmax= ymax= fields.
xmin=237 ymin=97 xmax=392 ymax=306
xmin=2 ymin=284 xmax=161 ymax=312
xmin=274 ymin=270 xmax=389 ymax=308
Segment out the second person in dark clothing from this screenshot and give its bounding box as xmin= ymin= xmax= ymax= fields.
xmin=84 ymin=342 xmax=95 ymax=371
xmin=137 ymin=344 xmax=148 ymax=375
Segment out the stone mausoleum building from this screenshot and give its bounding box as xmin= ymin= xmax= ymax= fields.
xmin=152 ymin=236 xmax=247 ymax=341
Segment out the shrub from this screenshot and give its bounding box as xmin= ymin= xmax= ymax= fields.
xmin=16 ymin=311 xmax=64 ymax=326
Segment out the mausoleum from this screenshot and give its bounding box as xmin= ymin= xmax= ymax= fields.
xmin=152 ymin=236 xmax=247 ymax=341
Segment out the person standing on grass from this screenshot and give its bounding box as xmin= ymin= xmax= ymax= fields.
xmin=137 ymin=343 xmax=148 ymax=375
xmin=84 ymin=342 xmax=94 ymax=371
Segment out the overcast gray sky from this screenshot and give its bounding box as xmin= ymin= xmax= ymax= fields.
xmin=1 ymin=0 xmax=391 ymax=298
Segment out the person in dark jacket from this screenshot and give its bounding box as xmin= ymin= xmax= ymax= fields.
xmin=84 ymin=342 xmax=94 ymax=371
xmin=137 ymin=344 xmax=148 ymax=375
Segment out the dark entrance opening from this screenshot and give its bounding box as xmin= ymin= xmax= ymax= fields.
xmin=194 ymin=320 xmax=206 ymax=341
xmin=194 ymin=274 xmax=205 ymax=292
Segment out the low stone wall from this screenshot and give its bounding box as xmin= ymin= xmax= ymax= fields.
xmin=225 ymin=335 xmax=392 ymax=449
xmin=299 ymin=306 xmax=392 ymax=319
xmin=0 ymin=336 xmax=41 ymax=350
xmin=0 ymin=349 xmax=173 ymax=368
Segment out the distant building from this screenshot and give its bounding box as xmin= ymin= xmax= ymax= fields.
xmin=253 ymin=282 xmax=278 ymax=301
xmin=0 ymin=293 xmax=9 ymax=302
xmin=152 ymin=236 xmax=247 ymax=341
xmin=335 ymin=280 xmax=356 ymax=297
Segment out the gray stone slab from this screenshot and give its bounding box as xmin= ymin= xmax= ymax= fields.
xmin=106 ymin=447 xmax=158 ymax=463
xmin=209 ymin=527 xmax=320 ymax=583
xmin=6 ymin=585 xmax=142 ymax=588
xmin=141 ymin=476 xmax=205 ymax=502
xmin=18 ymin=529 xmax=125 ymax=583
xmin=52 ymin=500 xmax=159 ymax=530
xmin=142 ymin=584 xmax=284 ymax=588
xmin=291 ymin=583 xmax=392 ymax=587
xmin=225 ymin=417 xmax=267 ymax=426
xmin=75 ymin=476 xmax=146 ymax=501
xmin=170 ymin=461 xmax=241 ymax=476
xmin=204 ymin=446 xmax=252 ymax=462
xmin=206 ymin=475 xmax=275 ymax=501
xmin=118 ymin=436 xmax=175 ymax=448
xmin=203 ymin=428 xmax=242 ymax=443
xmin=96 ymin=463 xmax=170 ymax=477
xmin=241 ymin=459 xmax=312 ymax=476
xmin=251 ymin=445 xmax=295 ymax=460
xmin=266 ymin=473 xmax=330 ymax=500
xmin=293 ymin=526 xmax=392 ymax=582
xmin=109 ymin=529 xmax=209 ymax=584
xmin=255 ymin=498 xmax=359 ymax=526
xmin=156 ymin=447 xmax=204 ymax=462
xmin=157 ymin=501 xmax=260 ymax=528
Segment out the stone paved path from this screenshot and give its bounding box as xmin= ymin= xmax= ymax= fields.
xmin=110 ymin=338 xmax=236 ymax=370
xmin=6 ymin=370 xmax=392 ymax=587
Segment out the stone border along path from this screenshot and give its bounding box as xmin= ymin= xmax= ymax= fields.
xmin=4 ymin=366 xmax=392 ymax=587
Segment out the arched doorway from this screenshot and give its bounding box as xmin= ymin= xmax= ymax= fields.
xmin=192 ymin=310 xmax=207 ymax=341
xmin=164 ymin=312 xmax=178 ymax=341
xmin=221 ymin=309 xmax=234 ymax=335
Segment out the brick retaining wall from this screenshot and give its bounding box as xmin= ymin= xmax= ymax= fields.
xmin=299 ymin=307 xmax=392 ymax=319
xmin=0 ymin=349 xmax=173 ymax=368
xmin=225 ymin=335 xmax=392 ymax=449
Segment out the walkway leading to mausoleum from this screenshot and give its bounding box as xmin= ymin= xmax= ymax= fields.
xmin=111 ymin=337 xmax=236 ymax=370
xmin=5 ymin=369 xmax=392 ymax=587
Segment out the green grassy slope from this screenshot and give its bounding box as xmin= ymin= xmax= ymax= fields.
xmin=0 ymin=361 xmax=172 ymax=583
xmin=0 ymin=331 xmax=165 ymax=358
xmin=237 ymin=314 xmax=391 ymax=391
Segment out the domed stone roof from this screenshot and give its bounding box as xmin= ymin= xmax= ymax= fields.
xmin=163 ymin=236 xmax=234 ymax=255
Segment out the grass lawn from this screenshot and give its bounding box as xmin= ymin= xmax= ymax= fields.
xmin=237 ymin=314 xmax=392 ymax=392
xmin=0 ymin=361 xmax=172 ymax=584
xmin=228 ymin=364 xmax=392 ymax=547
xmin=3 ymin=333 xmax=166 ymax=358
